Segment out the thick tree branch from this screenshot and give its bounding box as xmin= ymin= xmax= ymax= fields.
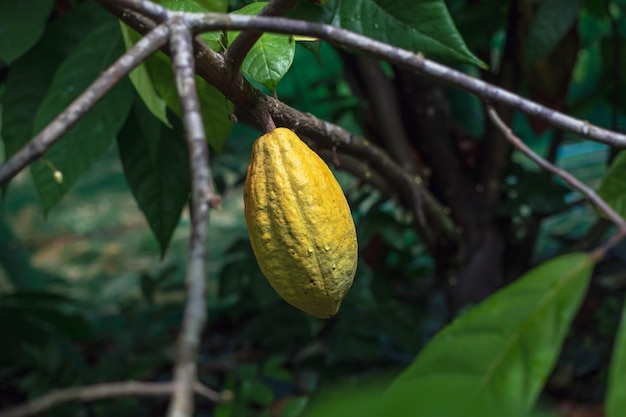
xmin=92 ymin=1 xmax=626 ymax=145
xmin=166 ymin=17 xmax=216 ymax=417
xmin=224 ymin=0 xmax=297 ymax=71
xmin=486 ymin=105 xmax=626 ymax=257
xmin=0 ymin=23 xmax=170 ymax=188
xmin=170 ymin=11 xmax=626 ymax=147
xmin=0 ymin=381 xmax=224 ymax=417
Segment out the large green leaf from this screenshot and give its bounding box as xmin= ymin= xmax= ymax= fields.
xmin=597 ymin=150 xmax=626 ymax=218
xmin=607 ymin=300 xmax=626 ymax=417
xmin=228 ymin=2 xmax=296 ymax=92
xmin=325 ymin=0 xmax=485 ymax=67
xmin=0 ymin=0 xmax=55 ymax=64
xmin=30 ymin=21 xmax=134 ymax=214
xmin=1 ymin=2 xmax=110 ymax=179
xmin=303 ymin=254 xmax=594 ymax=417
xmin=382 ymin=253 xmax=594 ymax=417
xmin=525 ymin=0 xmax=584 ymax=66
xmin=118 ymin=103 xmax=191 ymax=257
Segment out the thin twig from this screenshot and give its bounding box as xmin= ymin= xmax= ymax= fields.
xmin=0 ymin=23 xmax=170 ymax=188
xmin=486 ymin=105 xmax=626 ymax=258
xmin=0 ymin=381 xmax=224 ymax=417
xmin=98 ymin=0 xmax=626 ymax=146
xmin=224 ymin=0 xmax=298 ymax=71
xmin=166 ymin=16 xmax=215 ymax=417
xmin=175 ymin=12 xmax=626 ymax=148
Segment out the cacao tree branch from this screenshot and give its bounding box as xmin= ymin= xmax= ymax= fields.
xmin=224 ymin=0 xmax=298 ymax=71
xmin=176 ymin=12 xmax=626 ymax=148
xmin=486 ymin=105 xmax=626 ymax=257
xmin=166 ymin=16 xmax=216 ymax=417
xmin=97 ymin=0 xmax=626 ymax=147
xmin=0 ymin=381 xmax=225 ymax=417
xmin=0 ymin=23 xmax=170 ymax=188
xmin=96 ymin=0 xmax=460 ymax=249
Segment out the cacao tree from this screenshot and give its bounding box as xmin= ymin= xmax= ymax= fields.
xmin=1 ymin=0 xmax=626 ymax=416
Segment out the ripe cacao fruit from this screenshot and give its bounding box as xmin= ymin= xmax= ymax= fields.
xmin=244 ymin=128 xmax=358 ymax=318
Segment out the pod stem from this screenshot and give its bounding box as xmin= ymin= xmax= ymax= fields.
xmin=256 ymin=101 xmax=277 ymax=133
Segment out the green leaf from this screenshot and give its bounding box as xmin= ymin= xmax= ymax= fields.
xmin=607 ymin=300 xmax=626 ymax=417
xmin=228 ymin=2 xmax=296 ymax=92
xmin=384 ymin=253 xmax=594 ymax=417
xmin=325 ymin=0 xmax=485 ymax=67
xmin=120 ymin=23 xmax=170 ymax=127
xmin=118 ymin=103 xmax=191 ymax=257
xmin=525 ymin=0 xmax=584 ymax=66
xmin=30 ymin=21 xmax=134 ymax=214
xmin=143 ymin=51 xmax=233 ymax=152
xmin=0 ymin=0 xmax=55 ymax=64
xmin=597 ymin=151 xmax=626 ymax=218
xmin=1 ymin=2 xmax=110 ymax=181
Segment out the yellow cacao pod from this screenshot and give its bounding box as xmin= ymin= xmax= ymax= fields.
xmin=244 ymin=128 xmax=358 ymax=319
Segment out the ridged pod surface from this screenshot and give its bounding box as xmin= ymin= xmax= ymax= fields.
xmin=244 ymin=128 xmax=358 ymax=318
